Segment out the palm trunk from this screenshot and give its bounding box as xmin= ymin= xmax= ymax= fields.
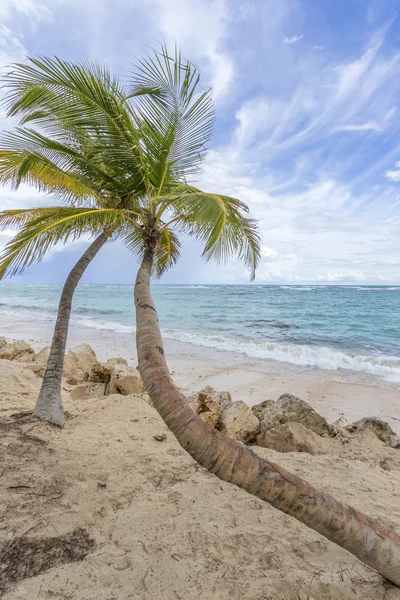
xmin=33 ymin=230 xmax=111 ymax=427
xmin=134 ymin=247 xmax=400 ymax=587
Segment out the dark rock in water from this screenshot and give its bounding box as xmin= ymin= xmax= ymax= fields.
xmin=244 ymin=319 xmax=299 ymax=330
xmin=346 ymin=417 xmax=400 ymax=448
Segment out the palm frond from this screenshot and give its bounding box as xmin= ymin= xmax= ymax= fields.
xmin=128 ymin=44 xmax=214 ymax=188
xmin=154 ymin=227 xmax=181 ymax=277
xmin=0 ymin=207 xmax=137 ymax=278
xmin=157 ymin=189 xmax=261 ymax=279
xmin=3 ymin=57 xmax=134 ymax=142
xmin=2 ymin=56 xmax=147 ymax=188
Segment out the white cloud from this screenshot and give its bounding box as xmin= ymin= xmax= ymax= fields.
xmin=331 ymin=121 xmax=383 ymax=133
xmin=313 ymin=45 xmax=323 ymax=50
xmin=385 ymin=161 xmax=400 ymax=182
xmin=148 ymin=0 xmax=234 ymax=101
xmin=0 ymin=0 xmax=52 ymax=23
xmin=284 ymin=34 xmax=304 ymax=44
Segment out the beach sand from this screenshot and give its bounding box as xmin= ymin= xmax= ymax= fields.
xmin=1 ymin=317 xmax=400 ymax=599
xmin=0 ymin=356 xmax=400 ymax=599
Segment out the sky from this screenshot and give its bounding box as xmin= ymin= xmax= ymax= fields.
xmin=0 ymin=0 xmax=400 ymax=285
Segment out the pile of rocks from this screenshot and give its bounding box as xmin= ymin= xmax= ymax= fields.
xmin=0 ymin=337 xmax=35 ymax=363
xmin=186 ymin=387 xmax=400 ymax=454
xmin=70 ymin=355 xmax=145 ymax=400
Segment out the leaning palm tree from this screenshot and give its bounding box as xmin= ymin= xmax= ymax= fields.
xmin=123 ymin=52 xmax=399 ymax=585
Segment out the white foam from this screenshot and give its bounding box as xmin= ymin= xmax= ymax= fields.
xmin=75 ymin=317 xmax=134 ymax=334
xmin=161 ymin=328 xmax=400 ymax=382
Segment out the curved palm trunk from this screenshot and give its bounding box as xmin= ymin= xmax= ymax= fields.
xmin=33 ymin=230 xmax=111 ymax=427
xmin=134 ymin=248 xmax=400 ymax=587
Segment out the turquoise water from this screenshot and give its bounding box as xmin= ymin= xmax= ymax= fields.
xmin=0 ymin=284 xmax=399 ymax=381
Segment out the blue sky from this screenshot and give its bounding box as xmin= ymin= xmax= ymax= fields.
xmin=0 ymin=0 xmax=400 ymax=284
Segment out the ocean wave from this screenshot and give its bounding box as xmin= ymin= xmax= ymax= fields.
xmin=162 ymin=285 xmax=211 ymax=289
xmin=75 ymin=317 xmax=134 ymax=334
xmin=160 ymin=329 xmax=400 ymax=382
xmin=2 ymin=302 xmax=399 ymax=381
xmin=351 ymin=287 xmax=400 ymax=291
xmin=280 ymin=286 xmax=315 ymax=290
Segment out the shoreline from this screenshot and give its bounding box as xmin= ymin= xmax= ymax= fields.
xmin=1 ymin=314 xmax=400 ymax=434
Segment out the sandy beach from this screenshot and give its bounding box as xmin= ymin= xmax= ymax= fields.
xmin=1 ymin=342 xmax=400 ymax=599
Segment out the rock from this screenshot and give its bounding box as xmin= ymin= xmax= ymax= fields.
xmin=70 ymin=382 xmax=107 ymax=401
xmin=89 ymin=361 xmax=112 ymax=384
xmin=0 ymin=337 xmax=12 ymax=360
xmin=0 ymin=358 xmax=41 ymax=396
xmin=34 ymin=346 xmax=51 ymax=363
xmin=25 ymin=362 xmax=47 ymax=378
xmin=0 ymin=338 xmax=34 ymax=362
xmin=257 ymin=422 xmax=328 ymax=455
xmin=217 ymin=401 xmax=260 ymax=443
xmin=63 ymin=344 xmax=97 ymax=385
xmin=346 ymin=417 xmax=400 ymax=449
xmin=202 ymin=386 xmax=232 ymax=411
xmin=106 ymin=363 xmax=144 ymax=396
xmin=251 ymin=399 xmax=276 ymax=421
xmin=254 ymin=394 xmax=331 ymax=437
xmin=187 ymin=391 xmax=223 ymax=427
xmin=10 ymin=340 xmax=34 ymax=362
xmin=106 ymin=357 xmax=128 ymax=368
xmin=141 ymin=392 xmax=154 ymax=407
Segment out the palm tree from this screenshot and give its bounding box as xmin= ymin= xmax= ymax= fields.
xmin=0 ymin=57 xmax=152 ymax=426
xmin=0 ymin=50 xmax=256 ymax=429
xmin=124 ymin=51 xmax=400 ymax=585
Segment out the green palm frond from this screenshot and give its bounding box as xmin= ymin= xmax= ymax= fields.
xmin=3 ymin=57 xmax=134 ymax=142
xmin=129 ymin=44 xmax=214 ymax=189
xmin=154 ymin=227 xmax=181 ymax=277
xmin=157 ymin=189 xmax=261 ymax=279
xmin=2 ymin=56 xmax=147 ymax=189
xmin=0 ymin=207 xmax=139 ymax=278
xmin=0 ymin=127 xmax=148 ymax=205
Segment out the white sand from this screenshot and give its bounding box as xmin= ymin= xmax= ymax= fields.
xmin=0 ymin=359 xmax=400 ymax=599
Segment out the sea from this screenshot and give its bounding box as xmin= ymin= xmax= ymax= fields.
xmin=0 ymin=284 xmax=399 ymax=383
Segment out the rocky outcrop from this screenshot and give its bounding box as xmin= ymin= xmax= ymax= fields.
xmin=253 ymin=394 xmax=331 ymax=437
xmin=217 ymin=401 xmax=260 ymax=444
xmin=34 ymin=346 xmax=51 ymax=364
xmin=106 ymin=357 xmax=128 ymax=368
xmin=0 ymin=338 xmax=35 ymax=362
xmin=88 ymin=361 xmax=112 ymax=384
xmin=346 ymin=417 xmax=400 ymax=449
xmin=25 ymin=363 xmax=47 ymax=378
xmin=202 ymin=386 xmax=232 ymax=411
xmin=257 ymin=422 xmax=328 ymax=455
xmin=106 ymin=363 xmax=145 ymax=396
xmin=63 ymin=344 xmax=97 ymax=385
xmin=186 ymin=386 xmax=232 ymax=427
xmin=187 ymin=391 xmax=223 ymax=427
